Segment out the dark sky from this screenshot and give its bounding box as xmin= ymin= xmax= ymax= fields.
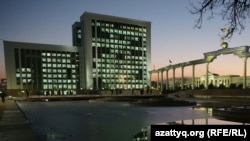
xmin=1 ymin=0 xmax=250 ymax=80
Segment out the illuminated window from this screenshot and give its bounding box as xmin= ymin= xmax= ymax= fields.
xmin=48 ymin=84 xmax=52 ymax=89
xmin=42 ymin=58 xmax=47 ymax=62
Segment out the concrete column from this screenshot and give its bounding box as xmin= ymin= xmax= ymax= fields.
xmin=205 ymin=55 xmax=216 ymax=89
xmin=243 ymin=57 xmax=247 ymax=89
xmin=160 ymin=71 xmax=163 ymax=92
xmin=181 ymin=66 xmax=184 ymax=90
xmin=192 ymin=65 xmax=195 ymax=89
xmin=157 ymin=71 xmax=160 ymax=90
xmin=165 ymin=70 xmax=169 ymax=90
xmin=206 ymin=62 xmax=209 ymax=89
xmin=173 ymin=68 xmax=176 ymax=90
xmin=149 ymin=72 xmax=152 ymax=87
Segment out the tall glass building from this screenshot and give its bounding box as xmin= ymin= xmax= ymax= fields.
xmin=73 ymin=12 xmax=151 ymax=90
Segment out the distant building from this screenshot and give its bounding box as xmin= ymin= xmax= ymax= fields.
xmin=162 ymin=72 xmax=246 ymax=90
xmin=73 ymin=12 xmax=151 ymax=90
xmin=199 ymin=72 xmax=243 ymax=88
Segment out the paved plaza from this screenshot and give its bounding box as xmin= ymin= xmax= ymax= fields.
xmin=0 ymin=98 xmax=38 ymax=141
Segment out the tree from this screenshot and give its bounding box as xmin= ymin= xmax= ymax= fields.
xmin=189 ymin=0 xmax=250 ymax=39
xmin=208 ymin=83 xmax=215 ymax=89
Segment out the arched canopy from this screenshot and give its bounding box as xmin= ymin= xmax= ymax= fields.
xmin=149 ymin=45 xmax=250 ymax=73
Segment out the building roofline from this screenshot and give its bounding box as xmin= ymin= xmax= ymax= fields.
xmin=3 ymin=40 xmax=77 ymax=48
xmin=80 ymin=11 xmax=151 ymax=24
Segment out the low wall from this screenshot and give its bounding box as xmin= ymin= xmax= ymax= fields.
xmin=99 ymin=89 xmax=161 ymax=95
xmin=212 ymin=107 xmax=250 ymax=123
xmin=5 ymin=89 xmax=162 ymax=97
xmin=186 ymin=89 xmax=250 ymax=96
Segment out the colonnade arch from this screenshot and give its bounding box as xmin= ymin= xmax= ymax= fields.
xmin=149 ymin=46 xmax=250 ymax=90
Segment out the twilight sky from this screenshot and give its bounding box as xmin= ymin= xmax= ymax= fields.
xmin=1 ymin=0 xmax=250 ymax=80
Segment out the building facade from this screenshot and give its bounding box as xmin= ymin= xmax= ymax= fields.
xmin=4 ymin=41 xmax=80 ymax=95
xmin=4 ymin=12 xmax=151 ymax=95
xmin=73 ymin=12 xmax=151 ymax=90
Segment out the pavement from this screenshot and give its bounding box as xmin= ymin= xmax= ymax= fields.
xmin=0 ymin=98 xmax=39 ymax=141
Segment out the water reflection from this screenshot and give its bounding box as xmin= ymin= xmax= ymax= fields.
xmin=174 ymin=118 xmax=249 ymax=125
xmin=17 ymin=101 xmax=242 ymax=141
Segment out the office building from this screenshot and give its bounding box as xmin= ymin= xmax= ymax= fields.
xmin=73 ymin=12 xmax=151 ymax=90
xmin=4 ymin=12 xmax=151 ymax=95
xmin=4 ymin=41 xmax=79 ymax=95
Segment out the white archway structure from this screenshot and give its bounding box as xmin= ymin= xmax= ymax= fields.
xmin=149 ymin=46 xmax=250 ymax=90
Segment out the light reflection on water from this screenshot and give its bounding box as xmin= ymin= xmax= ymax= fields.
xmin=17 ymin=101 xmax=237 ymax=141
xmin=174 ymin=118 xmax=249 ymax=125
